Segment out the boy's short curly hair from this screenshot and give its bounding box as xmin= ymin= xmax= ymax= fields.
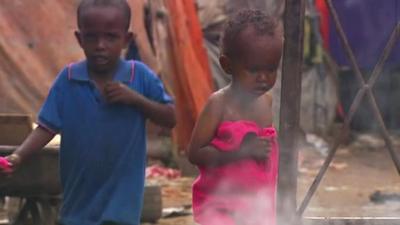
xmin=77 ymin=0 xmax=131 ymax=31
xmin=221 ymin=9 xmax=279 ymax=58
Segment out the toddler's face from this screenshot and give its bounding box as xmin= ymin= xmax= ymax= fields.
xmin=75 ymin=6 xmax=131 ymax=75
xmin=231 ymin=27 xmax=283 ymax=97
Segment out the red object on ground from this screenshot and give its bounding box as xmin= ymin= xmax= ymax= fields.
xmin=146 ymin=165 xmax=181 ymax=179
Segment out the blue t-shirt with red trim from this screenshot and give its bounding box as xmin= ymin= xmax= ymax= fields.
xmin=38 ymin=59 xmax=172 ymax=225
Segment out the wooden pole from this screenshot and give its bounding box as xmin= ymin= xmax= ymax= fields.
xmin=277 ymin=0 xmax=305 ymax=224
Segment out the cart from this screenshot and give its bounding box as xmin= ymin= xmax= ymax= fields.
xmin=0 ymin=146 xmax=61 ymax=225
xmin=0 ymin=146 xmax=163 ymax=224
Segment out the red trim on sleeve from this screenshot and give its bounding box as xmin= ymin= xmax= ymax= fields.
xmin=38 ymin=122 xmax=58 ymax=135
xmin=67 ymin=63 xmax=73 ymax=80
xmin=130 ymin=61 xmax=135 ymax=83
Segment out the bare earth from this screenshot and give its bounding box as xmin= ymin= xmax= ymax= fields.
xmin=1 ymin=133 xmax=398 ymax=224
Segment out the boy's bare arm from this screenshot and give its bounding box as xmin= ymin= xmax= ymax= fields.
xmin=104 ymin=82 xmax=176 ymax=128
xmin=134 ymin=98 xmax=176 ymax=128
xmin=7 ymin=126 xmax=55 ymax=169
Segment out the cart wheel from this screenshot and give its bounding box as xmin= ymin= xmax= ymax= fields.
xmin=9 ymin=198 xmax=33 ymax=225
xmin=37 ymin=197 xmax=61 ymax=225
xmin=7 ymin=197 xmax=60 ymax=225
xmin=5 ymin=197 xmax=23 ymax=224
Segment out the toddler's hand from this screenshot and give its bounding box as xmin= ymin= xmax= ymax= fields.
xmin=104 ymin=82 xmax=140 ymax=105
xmin=240 ymin=134 xmax=271 ymax=161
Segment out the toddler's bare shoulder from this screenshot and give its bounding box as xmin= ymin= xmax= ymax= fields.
xmin=259 ymin=92 xmax=273 ymax=105
xmin=205 ymin=88 xmax=228 ymax=113
xmin=209 ymin=87 xmax=229 ymax=102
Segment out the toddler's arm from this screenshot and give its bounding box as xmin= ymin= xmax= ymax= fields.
xmin=188 ymin=94 xmax=253 ymax=168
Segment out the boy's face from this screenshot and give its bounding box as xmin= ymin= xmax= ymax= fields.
xmin=222 ymin=26 xmax=283 ymax=97
xmin=75 ymin=6 xmax=132 ymax=75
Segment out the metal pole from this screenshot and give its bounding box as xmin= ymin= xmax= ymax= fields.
xmin=277 ymin=0 xmax=305 ymax=224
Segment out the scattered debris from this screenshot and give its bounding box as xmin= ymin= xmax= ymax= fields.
xmin=329 ymin=162 xmax=348 ymax=170
xmin=302 ymin=159 xmax=348 ymax=170
xmin=306 ymin=133 xmax=329 ymax=156
xmin=162 ymin=205 xmax=192 ymax=218
xmin=324 ymin=186 xmax=349 ymax=192
xmin=298 ymin=167 xmax=318 ymax=176
xmin=370 ymin=191 xmax=400 ymax=204
xmin=146 ymin=165 xmax=181 ymax=179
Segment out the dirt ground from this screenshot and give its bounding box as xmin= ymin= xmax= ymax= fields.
xmin=144 ymin=132 xmax=400 ymax=225
xmin=0 ymin=132 xmax=398 ymax=225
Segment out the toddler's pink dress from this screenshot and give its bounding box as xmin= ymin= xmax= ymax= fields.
xmin=192 ymin=120 xmax=279 ymax=225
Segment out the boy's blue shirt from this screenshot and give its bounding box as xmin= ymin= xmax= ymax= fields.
xmin=38 ymin=59 xmax=172 ymax=225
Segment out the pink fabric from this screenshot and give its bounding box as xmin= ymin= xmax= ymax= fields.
xmin=192 ymin=120 xmax=279 ymax=225
xmin=0 ymin=157 xmax=11 ymax=173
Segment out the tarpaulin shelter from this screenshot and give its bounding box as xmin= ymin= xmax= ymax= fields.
xmin=160 ymin=0 xmax=214 ymax=153
xmin=0 ymin=1 xmax=81 ymax=115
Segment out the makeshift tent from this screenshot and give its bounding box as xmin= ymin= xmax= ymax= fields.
xmin=0 ymin=1 xmax=81 ymax=115
xmin=162 ymin=1 xmax=213 ymax=153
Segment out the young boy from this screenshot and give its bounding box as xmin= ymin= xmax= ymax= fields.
xmin=1 ymin=0 xmax=176 ymax=224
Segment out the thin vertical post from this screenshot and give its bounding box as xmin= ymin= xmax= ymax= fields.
xmin=277 ymin=0 xmax=305 ymax=224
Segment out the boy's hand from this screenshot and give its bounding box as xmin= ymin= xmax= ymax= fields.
xmin=104 ymin=82 xmax=141 ymax=105
xmin=0 ymin=154 xmax=21 ymax=176
xmin=240 ymin=134 xmax=271 ymax=161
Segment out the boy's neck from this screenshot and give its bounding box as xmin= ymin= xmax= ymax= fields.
xmin=88 ymin=63 xmax=119 ymax=82
xmin=89 ymin=71 xmax=114 ymax=82
xmin=88 ymin=68 xmax=117 ymax=95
